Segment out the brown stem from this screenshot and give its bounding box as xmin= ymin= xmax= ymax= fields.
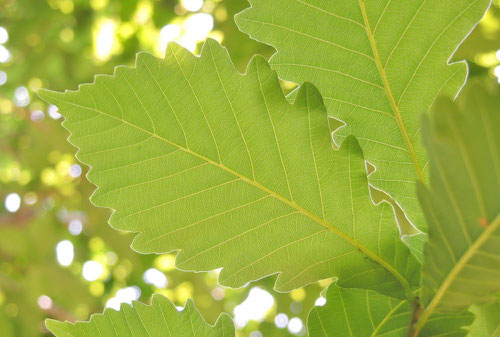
xmin=405 ymin=297 xmax=424 ymax=337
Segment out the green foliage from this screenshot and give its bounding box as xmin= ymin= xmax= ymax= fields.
xmin=39 ymin=39 xmax=418 ymax=299
xmin=414 ymin=83 xmax=500 ymax=334
xmin=2 ymin=0 xmax=499 ymax=336
xmin=308 ymin=283 xmax=473 ymax=337
xmin=46 ymin=295 xmax=234 ymax=337
xmin=235 ymin=0 xmax=491 ymax=231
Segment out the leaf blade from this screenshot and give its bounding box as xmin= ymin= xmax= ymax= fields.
xmin=39 ymin=39 xmax=418 ymax=297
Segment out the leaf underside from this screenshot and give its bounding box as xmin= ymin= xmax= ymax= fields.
xmin=307 ymin=283 xmax=473 ymax=337
xmin=419 ymin=83 xmax=500 ymax=314
xmin=38 ymin=39 xmax=418 ymax=297
xmin=45 ymin=295 xmax=235 ymax=337
xmin=236 ymin=0 xmax=491 ymax=231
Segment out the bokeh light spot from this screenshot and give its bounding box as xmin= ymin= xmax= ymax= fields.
xmin=249 ymin=332 xmax=263 ymax=337
xmin=182 ymin=0 xmax=203 ymax=12
xmin=211 ymin=287 xmax=225 ymax=301
xmin=274 ymin=313 xmax=289 ymax=329
xmin=288 ymin=317 xmax=304 ymax=335
xmin=233 ymin=287 xmax=274 ymax=329
xmin=24 ymin=192 xmax=38 ymax=205
xmin=154 ymin=254 xmax=176 ymax=271
xmin=184 ymin=13 xmax=213 ymax=41
xmin=143 ymin=268 xmax=168 ymax=289
xmin=37 ymin=295 xmax=53 ymax=310
xmin=68 ymin=164 xmax=82 ymax=178
xmin=48 ymin=105 xmax=62 ymax=119
xmin=494 ymin=65 xmax=500 ymax=83
xmin=14 ymin=86 xmax=30 ymax=107
xmin=0 ymin=45 xmax=11 ymax=63
xmin=82 ymin=261 xmax=103 ymax=281
xmin=0 ymin=71 xmax=7 ymax=86
xmin=290 ymin=288 xmax=306 ymax=302
xmin=30 ymin=110 xmax=45 ymax=122
xmin=94 ymin=19 xmax=116 ymax=62
xmin=315 ymin=296 xmax=327 ymax=306
xmin=159 ymin=24 xmax=181 ymax=54
xmin=105 ymin=286 xmax=141 ymax=310
xmin=5 ymin=193 xmax=21 ymax=213
xmin=68 ymin=219 xmax=83 ymax=235
xmin=56 ymin=240 xmax=74 ymax=266
xmin=0 ymin=27 xmax=8 ymax=44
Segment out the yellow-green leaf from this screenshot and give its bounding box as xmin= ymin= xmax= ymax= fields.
xmin=38 ymin=39 xmax=418 ymax=297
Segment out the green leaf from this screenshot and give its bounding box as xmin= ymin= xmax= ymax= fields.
xmin=469 ymin=302 xmax=500 ymax=337
xmin=235 ymin=0 xmax=491 ymax=231
xmin=38 ymin=39 xmax=418 ymax=297
xmin=307 ymin=283 xmax=473 ymax=337
xmin=45 ymin=295 xmax=235 ymax=337
xmin=414 ymin=83 xmax=500 ymax=332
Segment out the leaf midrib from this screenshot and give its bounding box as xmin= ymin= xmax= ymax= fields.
xmin=45 ymin=91 xmax=412 ymax=296
xmin=357 ymin=0 xmax=426 ymax=183
xmin=413 ymin=214 xmax=500 ymax=336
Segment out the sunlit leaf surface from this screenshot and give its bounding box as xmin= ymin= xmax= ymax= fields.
xmin=39 ymin=39 xmax=418 ymax=298
xmin=46 ymin=295 xmax=235 ymax=337
xmin=236 ymin=0 xmax=491 ymax=231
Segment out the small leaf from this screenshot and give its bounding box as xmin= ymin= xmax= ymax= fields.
xmin=45 ymin=295 xmax=234 ymax=337
xmin=236 ymin=0 xmax=491 ymax=231
xmin=307 ymin=283 xmax=473 ymax=337
xmin=38 ymin=39 xmax=418 ymax=298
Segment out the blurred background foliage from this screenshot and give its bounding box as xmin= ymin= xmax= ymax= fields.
xmin=0 ymin=0 xmax=499 ymax=336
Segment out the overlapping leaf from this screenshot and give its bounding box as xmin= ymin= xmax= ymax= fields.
xmin=307 ymin=283 xmax=473 ymax=337
xmin=38 ymin=39 xmax=418 ymax=297
xmin=469 ymin=302 xmax=500 ymax=337
xmin=415 ymin=84 xmax=500 ymax=332
xmin=236 ymin=0 xmax=491 ymax=230
xmin=402 ymin=233 xmax=427 ymax=264
xmin=46 ymin=295 xmax=234 ymax=337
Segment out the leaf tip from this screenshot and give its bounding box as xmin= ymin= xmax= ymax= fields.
xmin=342 ymin=134 xmax=361 ymax=150
xmin=248 ymin=53 xmax=270 ymax=71
xmin=294 ymin=82 xmax=325 ymax=110
xmin=45 ymin=318 xmax=68 ymax=335
xmin=37 ymin=88 xmax=62 ymax=105
xmin=129 ymin=232 xmax=156 ymax=255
